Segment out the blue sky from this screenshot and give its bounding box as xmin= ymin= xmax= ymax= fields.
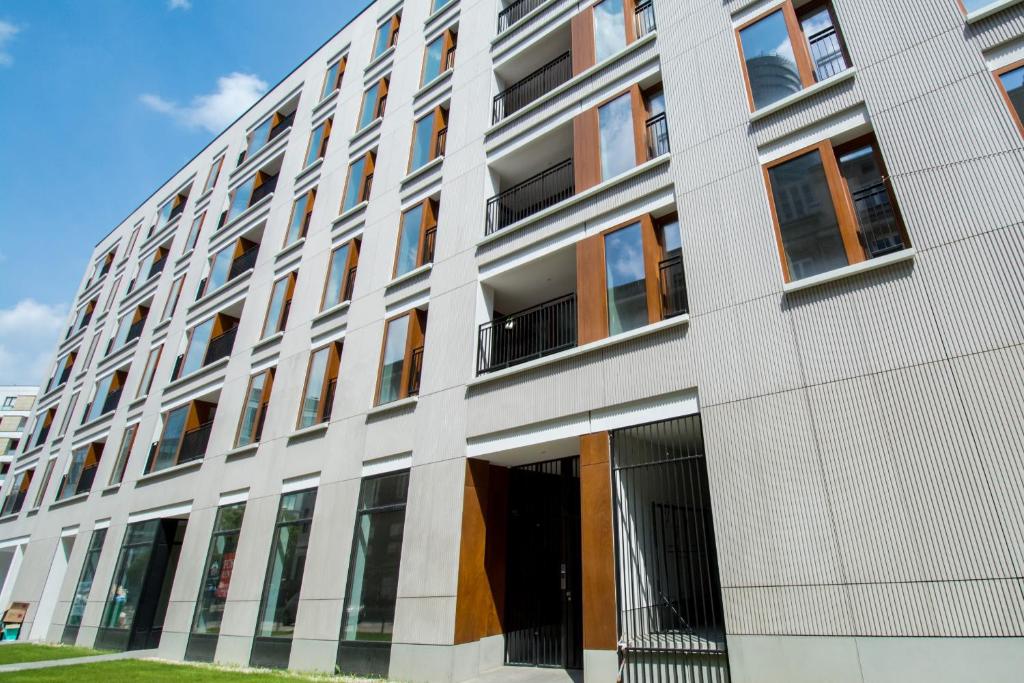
xmin=0 ymin=0 xmax=367 ymax=385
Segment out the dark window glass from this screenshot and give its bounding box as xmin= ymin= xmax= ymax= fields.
xmin=255 ymin=489 xmax=317 ymax=639
xmin=66 ymin=529 xmax=107 ymax=628
xmin=836 ymin=143 xmax=905 ymax=258
xmin=192 ymin=503 xmax=246 ymax=635
xmin=100 ymin=520 xmax=160 ymax=630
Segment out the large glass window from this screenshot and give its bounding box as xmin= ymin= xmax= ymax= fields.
xmin=162 ymin=276 xmax=185 ymax=321
xmin=238 ymin=369 xmax=274 ymax=447
xmin=153 ymin=406 xmax=188 ymax=472
xmin=205 ymin=245 xmax=234 ymax=295
xmin=373 ymin=14 xmax=400 ymax=59
xmin=342 ymin=155 xmax=373 ymax=212
xmin=181 ymin=318 xmax=215 ymax=378
xmin=605 ymin=223 xmax=649 ymax=335
xmin=594 ymin=0 xmax=627 ymax=62
xmin=395 ymin=204 xmax=424 ymax=277
xmin=285 ymin=189 xmax=315 ymax=246
xmin=298 ymin=343 xmax=341 ymax=429
xmin=247 ymin=118 xmax=274 ymax=159
xmin=66 ymin=528 xmax=107 ymax=629
xmin=962 ymin=0 xmax=997 ymax=11
xmin=228 ymin=176 xmax=256 ymax=223
xmin=322 ymin=242 xmax=356 ymax=310
xmin=359 ymin=82 xmax=383 ymax=130
xmin=262 ymin=272 xmax=296 ymax=339
xmin=738 ymin=10 xmax=801 ymax=109
xmin=203 ymin=157 xmax=223 ymax=194
xmin=100 ymin=520 xmax=159 ymax=631
xmin=137 ymin=345 xmax=162 ymax=399
xmin=57 ymin=443 xmax=102 ymax=500
xmin=304 ymin=118 xmax=332 ymax=169
xmin=598 ymin=93 xmax=635 ymax=180
xmin=339 ymin=471 xmax=410 ymax=644
xmin=378 ymin=316 xmax=410 ymax=405
xmin=150 ymin=400 xmax=216 ymax=473
xmin=410 ymin=114 xmax=436 ymax=172
xmin=255 ymin=489 xmax=317 ymax=639
xmin=321 ymin=59 xmax=345 ymax=100
xmin=192 ymin=503 xmax=246 ymax=635
xmin=32 ymin=458 xmax=56 ymax=508
xmin=421 ymin=30 xmax=456 ymax=86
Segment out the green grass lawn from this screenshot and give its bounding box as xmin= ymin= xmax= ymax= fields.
xmin=1 ymin=658 xmax=383 ymax=682
xmin=0 ymin=644 xmax=104 ymax=665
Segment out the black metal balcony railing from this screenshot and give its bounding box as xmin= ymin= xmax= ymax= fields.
xmin=250 ymin=173 xmax=278 ymax=205
xmin=444 ymin=45 xmax=457 ymax=72
xmin=375 ymin=95 xmax=388 ymax=119
xmin=253 ymin=403 xmax=268 ymax=443
xmin=269 ymin=110 xmax=295 ymax=141
xmin=422 ymin=228 xmax=437 ymax=265
xmin=659 ymin=254 xmax=689 ymax=318
xmin=148 ymin=254 xmax=167 ymax=280
xmin=407 ymin=347 xmax=424 ymax=396
xmin=75 ymin=466 xmax=97 ymax=496
xmin=634 ymin=0 xmax=657 ymax=39
xmin=493 ymin=51 xmax=572 ymax=124
xmin=7 ymin=491 xmax=26 ymax=516
xmin=646 ymin=113 xmax=670 ymax=159
xmin=486 ymin=158 xmax=575 ymax=235
xmin=852 ymin=180 xmax=906 ymax=258
xmin=322 ymin=378 xmax=338 ymax=422
xmin=203 ymin=326 xmax=238 ymax=366
xmin=58 ymin=364 xmax=73 ymax=386
xmin=99 ymin=261 xmax=112 ymax=278
xmin=435 ymin=127 xmax=448 ymax=158
xmin=178 ymin=420 xmax=214 ymax=465
xmin=362 ymin=173 xmax=374 ymax=203
xmin=169 ymin=201 xmax=185 ymax=221
xmin=807 ymin=22 xmax=847 ymax=81
xmin=498 ymin=0 xmax=544 ymax=33
xmin=229 ymin=245 xmax=260 ymax=280
xmin=126 ymin=317 xmax=146 ymax=344
xmin=477 ymin=293 xmax=577 ymax=375
xmin=35 ymin=424 xmax=51 ymax=448
xmin=101 ymin=386 xmax=123 ymax=416
xmin=79 ymin=312 xmax=93 ymax=330
xmin=344 ymin=266 xmax=358 ymax=302
xmin=126 ymin=277 xmax=137 ymax=294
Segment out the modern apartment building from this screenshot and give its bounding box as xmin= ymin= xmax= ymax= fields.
xmin=0 ymin=387 xmax=37 ymax=487
xmin=1 ymin=0 xmax=1023 ymax=680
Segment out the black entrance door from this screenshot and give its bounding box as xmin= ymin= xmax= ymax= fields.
xmin=504 ymin=457 xmax=582 ymax=669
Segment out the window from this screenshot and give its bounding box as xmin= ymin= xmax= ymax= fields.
xmin=228 ymin=169 xmax=278 ymax=222
xmin=594 ymin=0 xmax=627 ymax=62
xmin=995 ymin=60 xmax=1024 ymax=137
xmin=736 ymin=1 xmax=851 ymax=111
xmin=30 ymin=408 xmax=56 ymax=447
xmin=432 ymin=0 xmax=454 ymax=11
xmin=358 ymin=79 xmax=389 ymax=131
xmin=253 ymin=489 xmax=317 ymax=649
xmin=185 ymin=212 xmax=205 ymax=252
xmin=66 ymin=529 xmax=107 ymax=630
xmin=158 ymin=188 xmax=190 ymax=228
xmin=338 ymin=471 xmax=410 ymax=657
xmin=176 ymin=313 xmax=240 ymax=379
xmin=108 ymin=424 xmax=138 ymax=485
xmin=262 ymin=272 xmax=297 ymax=339
xmin=33 ymin=458 xmax=56 ymax=508
xmin=237 ymin=368 xmax=274 ymax=446
xmin=605 ymin=223 xmax=651 ymax=335
xmin=598 ymin=93 xmax=636 ymax=180
xmin=203 ymin=238 xmax=259 ymax=296
xmin=47 ymin=351 xmax=76 ymax=392
xmin=58 ymin=392 xmax=79 ymax=438
xmin=73 ymin=299 xmax=97 ymax=333
xmin=304 ymin=117 xmax=332 ymax=169
xmin=764 ymin=134 xmax=908 ymax=282
xmin=1 ymin=468 xmax=33 ymax=516
xmin=110 ymin=304 xmax=149 ymax=352
xmin=125 ymin=224 xmax=141 ymax=260
xmin=342 ymin=151 xmax=376 ymax=212
xmin=321 ymin=57 xmax=347 ymax=100
xmin=103 ymin=276 xmax=122 ymax=313
xmin=162 ymin=276 xmax=185 ymax=323
xmin=409 ymin=106 xmax=448 ymax=172
xmin=394 ymin=199 xmax=438 ymax=278
xmin=137 ymin=345 xmax=162 ymax=398
xmin=322 ymin=240 xmax=360 ymax=310
xmin=959 ymin=0 xmax=1001 ymax=12
xmin=376 ymin=310 xmax=426 ymax=405
xmin=57 ymin=442 xmax=103 ymax=500
xmin=243 ymin=104 xmax=297 ymax=162
xmin=298 ymin=342 xmax=341 ymax=429
xmin=148 ymin=400 xmax=217 ymax=473
xmin=84 ymin=370 xmax=127 ymax=423
xmin=100 ymin=520 xmax=167 ymax=632
xmin=203 ymin=156 xmax=224 ymax=194
xmin=372 ymin=13 xmax=401 ymax=60
xmin=421 ymin=29 xmax=457 ymax=86
xmin=285 ymin=189 xmax=316 ymax=246
xmin=191 ymin=503 xmax=246 ymax=636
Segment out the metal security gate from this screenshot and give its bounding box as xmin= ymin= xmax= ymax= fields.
xmin=611 ymin=416 xmax=730 ymax=682
xmin=504 ymin=457 xmax=583 ymax=669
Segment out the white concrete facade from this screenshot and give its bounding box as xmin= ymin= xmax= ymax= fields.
xmin=1 ymin=0 xmax=1023 ymax=681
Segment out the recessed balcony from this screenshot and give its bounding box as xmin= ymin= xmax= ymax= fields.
xmin=492 ymin=24 xmax=571 ymax=123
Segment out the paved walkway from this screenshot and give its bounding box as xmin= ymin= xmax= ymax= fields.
xmin=0 ymin=648 xmax=158 ymax=673
xmin=461 ymin=667 xmax=584 ymax=683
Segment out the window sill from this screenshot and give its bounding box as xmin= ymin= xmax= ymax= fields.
xmin=225 ymin=442 xmax=259 ymax=460
xmin=0 ymin=514 xmax=19 ymax=523
xmin=314 ymin=89 xmax=340 ymax=118
xmin=99 ymin=337 xmax=140 ymax=370
xmin=749 ymin=68 xmax=857 ymax=122
xmin=402 ymin=156 xmax=444 ymax=186
xmin=414 ymin=68 xmax=453 ymax=104
xmin=176 ymin=248 xmax=195 ymax=268
xmin=782 ymin=248 xmax=916 ymax=294
xmin=60 ymin=326 xmax=87 ymax=351
xmin=364 ymin=46 xmax=395 ymax=76
xmin=295 ymin=158 xmax=324 ymax=184
xmin=102 ymin=484 xmax=121 ymax=495
xmin=477 ymin=154 xmax=671 ymax=247
xmin=252 ymin=331 xmax=284 ymax=354
xmin=313 ymin=301 xmax=351 ymax=326
xmin=333 ymin=201 xmax=369 ymax=227
xmin=136 ymin=458 xmax=203 ymax=485
xmin=287 ymin=422 xmax=329 ymax=441
xmin=275 ymin=237 xmax=306 ymax=263
xmin=425 ymin=0 xmax=459 ymax=31
xmin=349 ymin=118 xmax=383 ymax=146
xmin=216 ymin=193 xmax=274 ymax=241
xmin=49 ymin=492 xmax=89 ymax=510
xmin=163 ymin=356 xmax=230 ymax=393
xmin=190 ymin=268 xmax=254 ymax=314
xmin=129 ymin=395 xmax=148 ymax=412
xmin=387 ymin=263 xmax=432 ymax=290
xmin=230 ymin=128 xmax=292 ymax=183
xmin=152 ymin=317 xmax=172 ymax=337
xmin=965 ymin=0 xmax=1024 ymax=22
xmin=368 ymin=395 xmax=418 ymax=417
xmin=469 ymin=314 xmax=690 ymax=387
xmin=77 ymin=411 xmax=116 ymax=437
xmin=19 ymin=445 xmax=44 ymax=462
xmin=194 ymin=187 xmax=214 ymax=208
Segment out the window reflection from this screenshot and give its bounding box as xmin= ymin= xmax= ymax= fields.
xmin=379 ymin=316 xmax=409 ymax=405
xmin=599 ymin=93 xmax=635 ymax=180
xmin=594 ymin=0 xmax=626 ymax=62
xmin=605 ymin=223 xmax=648 ymax=335
xmin=739 ymin=10 xmax=801 ymax=109
xmin=256 ymin=490 xmax=317 ymax=639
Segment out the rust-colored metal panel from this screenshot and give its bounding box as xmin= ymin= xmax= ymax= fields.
xmin=580 ymin=432 xmax=617 ymax=651
xmin=571 ymin=9 xmax=595 ymax=76
xmin=573 ymin=108 xmax=601 ymax=193
xmin=576 ymin=235 xmax=608 ymax=344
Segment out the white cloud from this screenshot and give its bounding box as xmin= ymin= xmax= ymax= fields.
xmin=0 ymin=299 xmax=67 ymax=386
xmin=168 ymin=0 xmax=192 ymax=10
xmin=0 ymin=20 xmax=20 ymax=67
xmin=140 ymin=72 xmax=268 ymax=133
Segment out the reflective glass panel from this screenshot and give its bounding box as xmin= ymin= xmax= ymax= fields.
xmin=594 ymin=0 xmax=627 ymax=62
xmin=378 ymin=316 xmax=409 ymax=405
xmin=422 ymin=36 xmax=444 ymax=86
xmin=323 ymin=244 xmax=351 ymax=310
xmin=67 ymin=529 xmax=106 ymax=628
xmin=395 ymin=204 xmax=424 ymax=277
xmin=605 ymin=223 xmax=649 ymax=335
xmin=192 ymin=503 xmax=246 ymax=635
xmin=299 ymin=347 xmax=329 ymax=429
xmin=410 ymin=115 xmax=434 ymax=171
xmin=599 ymin=93 xmax=635 ymax=180
xmin=739 ymin=10 xmax=801 ymax=109
xmin=343 ymin=158 xmax=367 ymax=212
xmin=256 ymin=490 xmax=317 ymax=639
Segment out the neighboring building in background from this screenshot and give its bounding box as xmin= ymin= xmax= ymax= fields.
xmin=0 ymin=387 xmax=37 ymax=487
xmin=1 ymin=0 xmax=1024 ymax=682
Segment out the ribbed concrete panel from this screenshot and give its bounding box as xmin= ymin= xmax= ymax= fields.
xmin=722 ymin=585 xmax=855 ymax=636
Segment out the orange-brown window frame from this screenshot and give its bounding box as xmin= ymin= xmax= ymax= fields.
xmin=236 ymin=367 xmax=275 ymax=446
xmin=408 ymin=106 xmax=449 ymax=172
xmin=420 ymin=28 xmax=458 ymax=86
xmin=285 ymin=188 xmax=317 ymax=247
xmin=137 ymin=344 xmax=163 ymax=398
xmin=305 ymin=117 xmax=333 ymax=168
xmin=342 ymin=152 xmax=377 ymax=210
xmin=321 ymin=56 xmax=348 ymax=99
xmin=374 ymin=309 xmax=427 ymax=406
xmin=261 ymin=271 xmax=298 ymax=338
xmin=993 ymin=58 xmax=1024 ymax=138
xmin=321 ymin=239 xmax=361 ymax=310
xmin=150 ymin=400 xmax=217 ymax=472
xmin=204 ymin=156 xmax=224 ymax=194
xmin=297 ymin=342 xmax=342 ymax=428
xmin=358 ymin=78 xmax=390 ymax=129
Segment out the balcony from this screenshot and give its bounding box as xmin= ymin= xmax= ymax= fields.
xmin=203 ymin=326 xmax=238 ymax=366
xmin=486 ymin=158 xmax=574 ymax=235
xmin=493 ymin=51 xmax=572 ymax=124
xmin=634 ymin=0 xmax=656 ymax=39
xmin=100 ymin=386 xmax=123 ymax=416
xmin=178 ymin=421 xmax=213 ymax=465
xmin=477 ymin=294 xmax=577 ymax=374
xmin=497 ymin=0 xmax=546 ymax=33
xmin=125 ymin=317 xmax=146 ymax=344
xmin=147 ymin=253 xmax=168 ymax=280
xmin=228 ymin=245 xmax=259 ymax=279
xmin=646 ymin=113 xmax=670 ymax=159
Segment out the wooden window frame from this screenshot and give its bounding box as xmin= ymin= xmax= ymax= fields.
xmin=374 ymin=309 xmax=427 ymax=406
xmin=321 ymin=56 xmax=347 ymax=100
xmin=284 ymin=188 xmax=317 ymax=247
xmin=304 ymin=117 xmax=333 ymax=169
xmin=60 ymin=442 xmax=104 ymax=500
xmin=236 ymin=368 xmax=275 ymax=446
xmin=204 ymin=156 xmax=224 ymax=194
xmin=408 ymin=106 xmax=449 ymax=172
xmin=163 ymin=275 xmax=186 ymax=321
xmin=734 ymin=0 xmax=850 ymax=112
xmin=297 ymin=342 xmax=342 ymax=428
xmin=342 ymin=151 xmax=377 ymax=211
xmin=993 ymin=58 xmax=1024 ymax=138
xmin=392 ymin=199 xmax=439 ymax=278
xmin=261 ymin=271 xmax=298 ymax=338
xmin=321 ymin=239 xmax=361 ymax=310
xmin=420 ymin=28 xmax=458 ymax=86
xmin=373 ymin=13 xmax=401 ymax=59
